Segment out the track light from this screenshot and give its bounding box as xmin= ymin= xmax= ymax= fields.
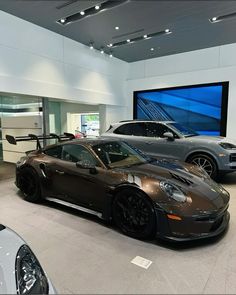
xmin=111 ymin=29 xmax=172 ymax=49
xmin=209 ymin=12 xmax=236 ymax=23
xmin=57 ymin=1 xmax=129 ymax=26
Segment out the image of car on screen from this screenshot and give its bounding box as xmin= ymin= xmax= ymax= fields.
xmin=6 ymin=133 xmax=230 ymax=242
xmin=0 ymin=224 xmax=56 ymax=294
xmin=103 ymin=120 xmax=236 ymax=179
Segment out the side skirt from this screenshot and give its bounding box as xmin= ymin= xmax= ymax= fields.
xmin=45 ymin=197 xmax=103 ymax=219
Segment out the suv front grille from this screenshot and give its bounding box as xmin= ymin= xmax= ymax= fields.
xmin=230 ymin=154 xmax=236 ymax=162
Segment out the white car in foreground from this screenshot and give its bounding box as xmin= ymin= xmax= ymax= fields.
xmin=0 ymin=224 xmax=56 ymax=294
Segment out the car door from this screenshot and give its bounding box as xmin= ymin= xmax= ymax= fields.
xmin=111 ymin=122 xmax=149 ymax=150
xmin=142 ymin=122 xmax=187 ymax=160
xmin=43 ymin=144 xmax=107 ymax=211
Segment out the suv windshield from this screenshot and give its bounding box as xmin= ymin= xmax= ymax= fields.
xmin=168 ymin=122 xmax=198 ymax=137
xmin=92 ymin=141 xmax=147 ymax=168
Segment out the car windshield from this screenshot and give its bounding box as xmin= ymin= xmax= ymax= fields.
xmin=168 ymin=122 xmax=198 ymax=137
xmin=92 ymin=141 xmax=147 ymax=168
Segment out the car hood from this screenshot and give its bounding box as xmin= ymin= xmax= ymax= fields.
xmin=114 ymin=159 xmax=229 ymax=215
xmin=188 ymin=135 xmax=236 ymax=145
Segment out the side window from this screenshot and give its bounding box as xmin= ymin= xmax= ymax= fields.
xmin=114 ymin=123 xmax=146 ymax=136
xmin=146 ymin=123 xmax=175 ymax=138
xmin=62 ymin=144 xmax=100 ymax=166
xmin=44 ymin=146 xmax=62 ymax=158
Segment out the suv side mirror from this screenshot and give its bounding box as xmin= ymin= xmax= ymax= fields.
xmin=163 ymin=132 xmax=174 ymax=141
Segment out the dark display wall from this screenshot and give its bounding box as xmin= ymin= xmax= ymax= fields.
xmin=134 ymin=82 xmax=229 ymax=136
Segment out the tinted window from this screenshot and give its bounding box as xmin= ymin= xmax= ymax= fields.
xmin=93 ymin=141 xmax=146 ymax=168
xmin=114 ymin=123 xmax=146 ymax=136
xmin=145 ymin=123 xmax=175 ymax=138
xmin=168 ymin=122 xmax=198 ymax=137
xmin=62 ymin=144 xmax=100 ymax=166
xmin=44 ymin=144 xmax=100 ymax=166
xmin=44 ymin=146 xmax=62 ymax=158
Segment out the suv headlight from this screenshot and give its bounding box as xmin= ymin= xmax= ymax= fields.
xmin=15 ymin=245 xmax=49 ymax=294
xmin=160 ymin=181 xmax=187 ymax=202
xmin=219 ymin=142 xmax=236 ymax=149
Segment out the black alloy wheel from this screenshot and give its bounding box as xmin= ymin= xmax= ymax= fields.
xmin=18 ymin=167 xmax=41 ymax=202
xmin=112 ymin=189 xmax=156 ymax=239
xmin=187 ymin=153 xmax=218 ymax=179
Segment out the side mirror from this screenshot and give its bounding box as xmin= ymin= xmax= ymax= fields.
xmin=76 ymin=160 xmax=98 ymax=174
xmin=163 ymin=132 xmax=174 ymax=141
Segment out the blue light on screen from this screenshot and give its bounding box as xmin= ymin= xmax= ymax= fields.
xmin=135 ymin=85 xmax=223 ymax=135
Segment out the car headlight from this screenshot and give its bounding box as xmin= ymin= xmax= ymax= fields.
xmin=15 ymin=245 xmax=49 ymax=295
xmin=219 ymin=142 xmax=236 ymax=149
xmin=160 ymin=181 xmax=187 ymax=202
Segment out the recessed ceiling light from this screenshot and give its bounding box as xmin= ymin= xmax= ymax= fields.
xmin=115 ymin=26 xmax=120 ymax=30
xmin=165 ymin=29 xmax=170 ymax=33
xmin=95 ymin=5 xmax=100 ymax=10
xmin=60 ymin=18 xmax=66 ymax=23
xmin=127 ymin=39 xmax=131 ymax=43
xmin=100 ymin=48 xmax=104 ymax=54
xmin=109 ymin=52 xmax=113 ymax=58
xmin=209 ymin=16 xmax=219 ymax=23
xmin=144 ymin=34 xmax=148 ymax=39
xmin=89 ymin=43 xmax=94 ymax=49
xmin=107 ymin=43 xmax=113 ymax=48
xmin=80 ymin=11 xmax=85 ymax=15
xmin=150 ymin=48 xmax=154 ymax=51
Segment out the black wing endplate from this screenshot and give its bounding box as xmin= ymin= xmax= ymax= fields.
xmin=5 ymin=133 xmax=75 ymax=150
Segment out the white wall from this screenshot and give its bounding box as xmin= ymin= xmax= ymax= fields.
xmin=2 ymin=115 xmax=42 ymax=163
xmin=2 ymin=10 xmax=236 ymax=138
xmin=0 ymin=10 xmax=128 ymax=114
xmin=126 ymin=44 xmax=236 ymax=138
xmin=60 ymin=102 xmax=99 ymax=133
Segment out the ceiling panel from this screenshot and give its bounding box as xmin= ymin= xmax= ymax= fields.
xmin=0 ymin=0 xmax=236 ymax=62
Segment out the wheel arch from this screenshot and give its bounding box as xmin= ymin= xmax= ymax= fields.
xmin=103 ymin=183 xmax=154 ymax=221
xmin=185 ymin=150 xmax=219 ymax=168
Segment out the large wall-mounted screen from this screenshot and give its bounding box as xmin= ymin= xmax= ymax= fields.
xmin=134 ymin=82 xmax=229 ymax=136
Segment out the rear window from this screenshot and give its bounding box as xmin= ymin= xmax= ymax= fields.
xmin=44 ymin=146 xmax=62 ymax=158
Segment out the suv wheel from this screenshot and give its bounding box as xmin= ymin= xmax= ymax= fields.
xmin=187 ymin=153 xmax=218 ymax=179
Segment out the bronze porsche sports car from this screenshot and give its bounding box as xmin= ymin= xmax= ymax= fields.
xmin=6 ymin=133 xmax=230 ymax=241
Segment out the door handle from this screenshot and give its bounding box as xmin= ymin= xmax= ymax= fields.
xmin=55 ymin=169 xmax=65 ymax=175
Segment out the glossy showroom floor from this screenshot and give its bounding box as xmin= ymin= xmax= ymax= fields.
xmin=0 ymin=176 xmax=236 ymax=294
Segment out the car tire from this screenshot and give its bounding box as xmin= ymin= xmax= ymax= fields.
xmin=112 ymin=188 xmax=156 ymax=239
xmin=18 ymin=167 xmax=42 ymax=202
xmin=187 ymin=153 xmax=218 ymax=180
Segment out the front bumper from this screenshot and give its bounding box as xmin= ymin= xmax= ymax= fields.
xmin=155 ymin=205 xmax=230 ymax=242
xmin=218 ymin=152 xmax=236 ymax=172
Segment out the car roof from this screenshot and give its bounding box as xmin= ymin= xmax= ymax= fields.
xmin=110 ymin=120 xmax=176 ymax=128
xmin=119 ymin=120 xmax=175 ymax=124
xmin=43 ymin=137 xmax=120 ymax=150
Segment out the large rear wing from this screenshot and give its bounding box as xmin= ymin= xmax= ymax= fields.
xmin=5 ymin=132 xmax=75 ymax=150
